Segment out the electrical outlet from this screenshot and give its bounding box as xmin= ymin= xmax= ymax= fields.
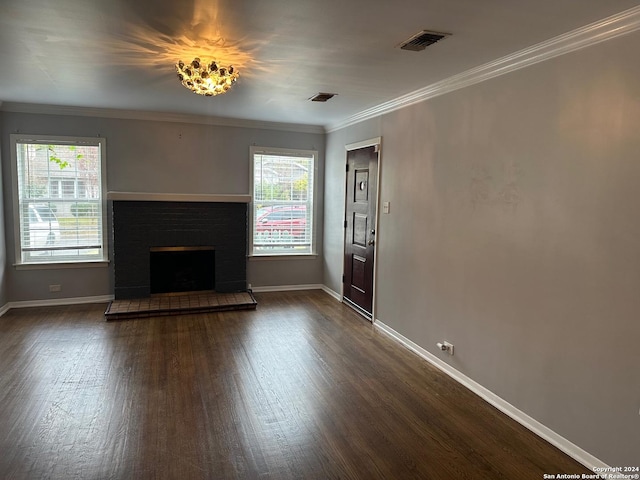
xmin=49 ymin=284 xmax=61 ymax=292
xmin=444 ymin=341 xmax=454 ymax=356
xmin=436 ymin=341 xmax=455 ymax=356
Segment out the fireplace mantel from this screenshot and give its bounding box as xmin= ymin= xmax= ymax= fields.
xmin=107 ymin=192 xmax=251 ymax=203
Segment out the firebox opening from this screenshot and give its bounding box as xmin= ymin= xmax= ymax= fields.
xmin=150 ymin=246 xmax=215 ymax=295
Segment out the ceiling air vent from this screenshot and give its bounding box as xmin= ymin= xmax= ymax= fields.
xmin=309 ymin=93 xmax=337 ymax=102
xmin=398 ymin=30 xmax=450 ymax=51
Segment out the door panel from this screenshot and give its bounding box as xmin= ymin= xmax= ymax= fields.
xmin=343 ymin=145 xmax=378 ymax=317
xmin=353 ymin=213 xmax=368 ymax=247
xmin=351 ymin=255 xmax=367 ymax=293
xmin=354 ymin=170 xmax=369 ymax=202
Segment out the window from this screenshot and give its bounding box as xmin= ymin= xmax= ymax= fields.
xmin=11 ymin=134 xmax=108 ymax=265
xmin=251 ymin=147 xmax=317 ymax=255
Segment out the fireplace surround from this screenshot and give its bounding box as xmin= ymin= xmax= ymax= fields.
xmin=110 ymin=193 xmax=249 ymax=300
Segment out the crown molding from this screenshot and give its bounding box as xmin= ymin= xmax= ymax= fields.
xmin=327 ymin=5 xmax=640 ymax=133
xmin=3 ymin=6 xmax=639 ymax=136
xmin=0 ymin=102 xmax=326 ymax=135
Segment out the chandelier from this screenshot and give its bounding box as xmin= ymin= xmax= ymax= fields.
xmin=176 ymin=58 xmax=239 ymax=96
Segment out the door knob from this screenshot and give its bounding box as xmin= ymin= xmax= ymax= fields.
xmin=368 ymin=239 xmax=375 ymax=246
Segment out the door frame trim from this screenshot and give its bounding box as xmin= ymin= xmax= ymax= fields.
xmin=345 ymin=137 xmax=382 ymax=152
xmin=343 ymin=136 xmax=382 ymax=323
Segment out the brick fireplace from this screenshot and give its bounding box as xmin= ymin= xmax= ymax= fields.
xmin=109 ymin=193 xmax=250 ymax=300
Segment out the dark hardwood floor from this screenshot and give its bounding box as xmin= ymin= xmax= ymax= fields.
xmin=0 ymin=290 xmax=591 ymax=479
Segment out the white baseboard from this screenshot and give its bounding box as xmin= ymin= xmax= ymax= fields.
xmin=250 ymin=284 xmax=342 ymax=303
xmin=5 ymin=295 xmax=114 ymax=311
xmin=374 ymin=319 xmax=610 ymax=473
xmin=0 ymin=287 xmax=339 ymax=313
xmin=321 ymin=285 xmax=342 ymax=302
xmin=251 ymin=284 xmax=324 ymax=293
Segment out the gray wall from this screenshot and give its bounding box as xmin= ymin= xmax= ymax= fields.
xmin=324 ymin=31 xmax=640 ymax=466
xmin=0 ymin=118 xmax=7 ymax=308
xmin=1 ymin=112 xmax=325 ymax=302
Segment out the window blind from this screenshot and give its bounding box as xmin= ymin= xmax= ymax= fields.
xmin=15 ymin=138 xmax=105 ymax=263
xmin=252 ymin=152 xmax=315 ymax=255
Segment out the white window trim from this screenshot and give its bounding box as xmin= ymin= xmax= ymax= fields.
xmin=249 ymin=146 xmax=318 ymax=257
xmin=10 ymin=134 xmax=109 ymax=267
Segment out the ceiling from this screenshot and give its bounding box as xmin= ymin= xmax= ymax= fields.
xmin=1 ymin=0 xmax=638 ymax=129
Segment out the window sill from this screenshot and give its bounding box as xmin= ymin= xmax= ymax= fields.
xmin=249 ymin=254 xmax=318 ymax=261
xmin=14 ymin=260 xmax=110 ymax=270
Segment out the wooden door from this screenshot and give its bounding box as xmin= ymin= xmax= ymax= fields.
xmin=343 ymin=145 xmax=378 ymax=318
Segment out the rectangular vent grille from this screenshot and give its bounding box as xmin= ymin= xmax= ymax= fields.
xmin=399 ymin=30 xmax=450 ymax=51
xmin=310 ymin=93 xmax=337 ymax=102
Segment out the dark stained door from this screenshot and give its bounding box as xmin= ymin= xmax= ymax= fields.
xmin=343 ymin=145 xmax=378 ymax=318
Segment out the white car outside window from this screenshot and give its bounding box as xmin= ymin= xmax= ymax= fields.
xmin=28 ymin=204 xmax=60 ymax=249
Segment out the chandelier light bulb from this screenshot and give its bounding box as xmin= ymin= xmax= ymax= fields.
xmin=176 ymin=57 xmax=239 ymax=96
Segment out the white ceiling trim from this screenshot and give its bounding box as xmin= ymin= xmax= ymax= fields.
xmin=0 ymin=103 xmax=326 ymax=135
xmin=327 ymin=5 xmax=640 ymax=133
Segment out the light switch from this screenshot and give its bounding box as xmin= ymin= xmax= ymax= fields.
xmin=383 ymin=201 xmax=390 ymax=214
